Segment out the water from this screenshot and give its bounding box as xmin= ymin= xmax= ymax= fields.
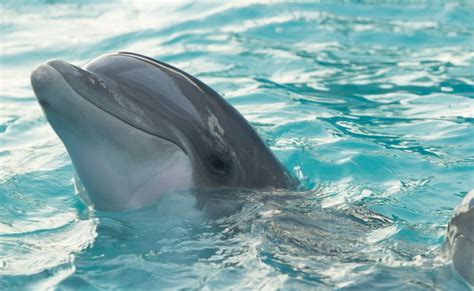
xmin=1 ymin=1 xmax=473 ymax=289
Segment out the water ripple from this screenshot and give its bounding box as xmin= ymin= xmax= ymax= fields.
xmin=1 ymin=0 xmax=473 ymax=289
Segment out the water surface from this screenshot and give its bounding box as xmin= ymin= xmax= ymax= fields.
xmin=1 ymin=1 xmax=473 ymax=289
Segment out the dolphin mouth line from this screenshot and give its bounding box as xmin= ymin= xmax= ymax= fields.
xmin=43 ymin=63 xmax=188 ymax=154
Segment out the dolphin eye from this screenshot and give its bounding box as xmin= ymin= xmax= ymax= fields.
xmin=209 ymin=154 xmax=230 ymax=176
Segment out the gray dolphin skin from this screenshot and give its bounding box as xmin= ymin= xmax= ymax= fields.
xmin=443 ymin=190 xmax=474 ymax=286
xmin=31 ymin=52 xmax=297 ymax=211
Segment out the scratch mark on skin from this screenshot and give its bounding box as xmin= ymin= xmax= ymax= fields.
xmin=207 ymin=112 xmax=225 ymax=146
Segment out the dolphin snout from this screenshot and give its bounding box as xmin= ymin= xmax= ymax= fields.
xmin=31 ymin=64 xmax=58 ymax=107
xmin=31 ymin=60 xmax=86 ymax=108
xmin=46 ymin=60 xmax=81 ymax=77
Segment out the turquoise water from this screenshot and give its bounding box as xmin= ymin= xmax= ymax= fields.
xmin=1 ymin=1 xmax=473 ymax=289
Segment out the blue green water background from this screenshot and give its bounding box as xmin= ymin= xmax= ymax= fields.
xmin=1 ymin=1 xmax=473 ymax=289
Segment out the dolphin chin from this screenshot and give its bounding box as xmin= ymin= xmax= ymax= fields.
xmin=443 ymin=190 xmax=474 ymax=286
xmin=31 ymin=52 xmax=297 ymax=211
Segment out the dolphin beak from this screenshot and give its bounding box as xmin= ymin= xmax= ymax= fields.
xmin=45 ymin=60 xmax=84 ymax=78
xmin=31 ymin=63 xmax=58 ymax=108
xmin=31 ymin=60 xmax=107 ymax=110
xmin=31 ymin=60 xmax=81 ymax=104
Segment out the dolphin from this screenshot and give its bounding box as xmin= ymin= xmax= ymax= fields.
xmin=443 ymin=190 xmax=474 ymax=286
xmin=31 ymin=52 xmax=297 ymax=211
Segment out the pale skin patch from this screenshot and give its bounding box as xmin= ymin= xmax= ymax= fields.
xmin=207 ymin=112 xmax=225 ymax=144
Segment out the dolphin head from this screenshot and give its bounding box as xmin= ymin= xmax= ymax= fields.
xmin=443 ymin=190 xmax=474 ymax=286
xmin=31 ymin=52 xmax=296 ymax=211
